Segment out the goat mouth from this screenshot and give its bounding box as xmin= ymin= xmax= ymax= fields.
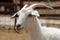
xmin=16 ymin=24 xmax=21 ymax=30
xmin=14 ymin=24 xmax=23 ymax=33
xmin=16 ymin=24 xmax=24 ymax=30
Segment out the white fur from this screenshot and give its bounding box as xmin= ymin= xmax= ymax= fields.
xmin=13 ymin=4 xmax=60 ymax=40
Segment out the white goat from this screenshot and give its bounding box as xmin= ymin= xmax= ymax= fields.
xmin=11 ymin=2 xmax=60 ymax=40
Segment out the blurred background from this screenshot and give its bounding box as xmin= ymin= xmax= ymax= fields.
xmin=0 ymin=0 xmax=60 ymax=28
xmin=0 ymin=0 xmax=60 ymax=40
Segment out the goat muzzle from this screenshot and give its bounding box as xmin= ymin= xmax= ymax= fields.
xmin=14 ymin=24 xmax=23 ymax=33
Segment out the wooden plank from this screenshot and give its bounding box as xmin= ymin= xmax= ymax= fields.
xmin=0 ymin=10 xmax=60 ymax=16
xmin=43 ymin=23 xmax=60 ymax=28
xmin=0 ymin=3 xmax=20 ymax=6
xmin=24 ymin=1 xmax=60 ymax=7
xmin=40 ymin=17 xmax=60 ymax=20
xmin=23 ymin=0 xmax=60 ymax=2
xmin=38 ymin=9 xmax=60 ymax=14
xmin=40 ymin=19 xmax=60 ymax=28
xmin=35 ymin=7 xmax=60 ymax=9
xmin=0 ymin=11 xmax=17 ymax=15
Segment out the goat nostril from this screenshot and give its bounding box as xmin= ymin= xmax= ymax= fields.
xmin=16 ymin=24 xmax=21 ymax=27
xmin=28 ymin=14 xmax=32 ymax=17
xmin=16 ymin=24 xmax=23 ymax=30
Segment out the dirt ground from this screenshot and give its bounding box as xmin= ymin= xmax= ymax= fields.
xmin=0 ymin=27 xmax=30 ymax=40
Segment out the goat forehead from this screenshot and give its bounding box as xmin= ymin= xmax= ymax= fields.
xmin=17 ymin=8 xmax=34 ymax=16
xmin=21 ymin=8 xmax=33 ymax=12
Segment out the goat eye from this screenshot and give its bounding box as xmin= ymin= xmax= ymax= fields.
xmin=28 ymin=14 xmax=32 ymax=17
xmin=15 ymin=14 xmax=19 ymax=17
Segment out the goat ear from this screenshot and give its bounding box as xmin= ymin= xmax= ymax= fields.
xmin=11 ymin=13 xmax=19 ymax=19
xmin=31 ymin=10 xmax=40 ymax=17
